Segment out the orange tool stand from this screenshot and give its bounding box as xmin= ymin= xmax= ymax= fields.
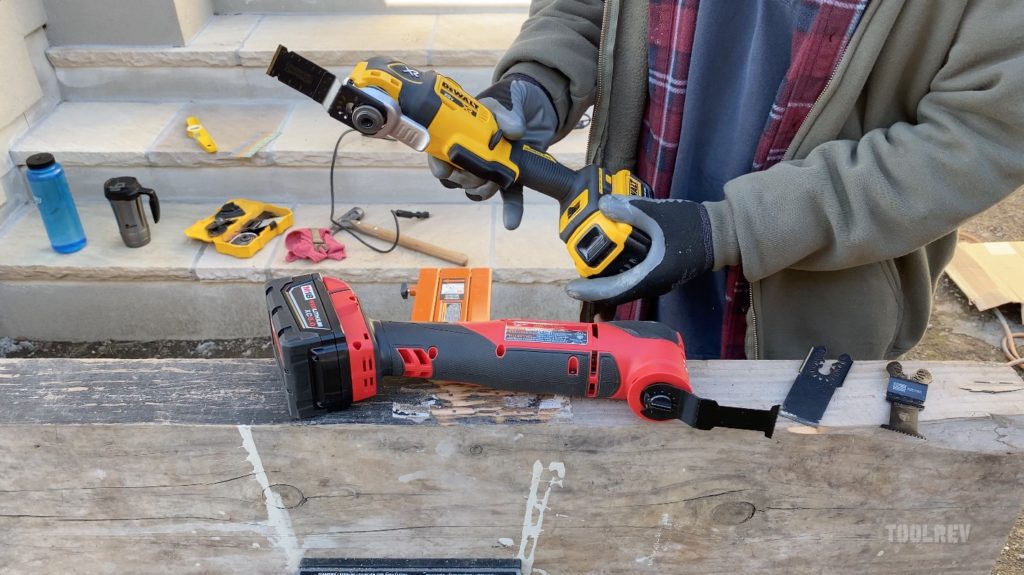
xmin=403 ymin=268 xmax=492 ymax=323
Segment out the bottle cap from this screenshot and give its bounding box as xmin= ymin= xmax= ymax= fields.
xmin=26 ymin=153 xmax=56 ymax=170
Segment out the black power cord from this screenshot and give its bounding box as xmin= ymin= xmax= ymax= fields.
xmin=328 ymin=130 xmax=429 ymax=254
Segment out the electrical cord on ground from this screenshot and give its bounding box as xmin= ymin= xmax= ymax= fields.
xmin=328 ymin=129 xmax=403 ymax=254
xmin=992 ymin=308 xmax=1024 ymax=367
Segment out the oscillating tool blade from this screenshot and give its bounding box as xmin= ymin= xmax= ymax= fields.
xmin=266 ymin=45 xmax=339 ymax=104
xmin=780 ymin=346 xmax=854 ymax=426
xmin=880 ymin=361 xmax=931 ymax=439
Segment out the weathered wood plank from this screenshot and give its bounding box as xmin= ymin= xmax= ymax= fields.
xmin=0 ymin=422 xmax=1021 ymax=574
xmin=0 ymin=425 xmax=281 ymax=572
xmin=1 ymin=359 xmax=1021 ymax=432
xmin=1 ymin=359 xmax=1021 ymax=572
xmin=0 ymin=358 xmax=570 ymax=426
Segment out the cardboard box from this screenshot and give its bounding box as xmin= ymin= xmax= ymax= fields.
xmin=946 ymin=241 xmax=1024 ymax=322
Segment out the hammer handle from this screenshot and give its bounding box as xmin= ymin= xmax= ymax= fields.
xmin=348 ymin=219 xmax=469 ymax=266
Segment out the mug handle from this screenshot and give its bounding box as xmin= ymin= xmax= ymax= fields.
xmin=142 ymin=188 xmax=160 ymax=223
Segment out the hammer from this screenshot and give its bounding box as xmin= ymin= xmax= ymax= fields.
xmin=334 ymin=207 xmax=469 ymax=266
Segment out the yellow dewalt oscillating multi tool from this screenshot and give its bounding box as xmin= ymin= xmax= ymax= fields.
xmin=267 ymin=46 xmax=652 ymax=278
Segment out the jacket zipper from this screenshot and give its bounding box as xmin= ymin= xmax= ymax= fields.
xmin=585 ymin=0 xmax=613 ymax=163
xmin=748 ymin=287 xmax=759 ymax=360
xmin=749 ymin=23 xmax=861 ymax=360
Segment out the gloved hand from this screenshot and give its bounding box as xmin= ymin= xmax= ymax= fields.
xmin=427 ymin=73 xmax=558 ymax=230
xmin=566 ymin=195 xmax=715 ymax=306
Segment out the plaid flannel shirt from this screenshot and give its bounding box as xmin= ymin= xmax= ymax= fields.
xmin=622 ymin=0 xmax=869 ymax=358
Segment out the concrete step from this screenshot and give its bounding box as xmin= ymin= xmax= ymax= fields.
xmin=9 ymin=100 xmax=589 ymax=203
xmin=49 ymin=13 xmax=525 ymax=101
xmin=0 ymin=198 xmax=579 ymax=341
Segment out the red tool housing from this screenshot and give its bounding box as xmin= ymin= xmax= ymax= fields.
xmin=267 ymin=274 xmax=691 ymax=421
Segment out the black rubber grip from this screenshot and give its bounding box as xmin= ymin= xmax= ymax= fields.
xmin=375 ymin=321 xmax=591 ymax=397
xmin=448 ymin=144 xmax=517 ymax=190
xmin=511 ymin=144 xmax=578 ymax=202
xmin=607 ymin=321 xmax=679 ymax=343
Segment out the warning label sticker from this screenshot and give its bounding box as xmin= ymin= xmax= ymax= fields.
xmin=440 ymin=280 xmax=466 ymax=301
xmin=504 ymin=321 xmax=588 ymax=346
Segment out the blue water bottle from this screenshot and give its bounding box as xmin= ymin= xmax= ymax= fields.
xmin=25 ymin=153 xmax=87 ymax=254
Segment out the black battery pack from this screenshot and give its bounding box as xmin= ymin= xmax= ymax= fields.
xmin=265 ymin=273 xmax=353 ymax=418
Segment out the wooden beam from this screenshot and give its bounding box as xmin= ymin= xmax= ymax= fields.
xmin=0 ymin=358 xmax=1021 ymax=573
xmin=1 ymin=358 xmax=1021 ymax=429
xmin=0 ymin=422 xmax=1021 ymax=574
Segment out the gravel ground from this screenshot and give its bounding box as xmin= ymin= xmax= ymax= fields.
xmin=0 ymin=336 xmax=274 ymax=360
xmin=1 ymin=188 xmax=1022 ymax=573
xmin=957 ymin=189 xmax=1024 ymax=575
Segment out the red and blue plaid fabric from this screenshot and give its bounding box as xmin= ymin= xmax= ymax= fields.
xmin=620 ymin=0 xmax=869 ymax=358
xmin=636 ymin=0 xmax=700 ymax=200
xmin=613 ymin=0 xmax=700 ymax=323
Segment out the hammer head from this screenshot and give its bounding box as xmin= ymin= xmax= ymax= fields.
xmin=336 ymin=207 xmax=364 ymax=229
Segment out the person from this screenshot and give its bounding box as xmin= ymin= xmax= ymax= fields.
xmin=428 ymin=0 xmax=1024 ymax=360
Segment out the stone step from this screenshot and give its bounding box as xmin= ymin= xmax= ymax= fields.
xmin=49 ymin=14 xmax=525 ymax=101
xmin=212 ymin=0 xmax=530 ymax=15
xmin=56 ymin=64 xmax=495 ymax=102
xmin=0 ymin=198 xmax=579 ymax=341
xmin=9 ymin=100 xmax=590 ymax=203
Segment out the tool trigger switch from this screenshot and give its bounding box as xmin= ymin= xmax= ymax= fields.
xmin=488 ymin=129 xmax=503 ymax=150
xmin=576 ymin=226 xmax=615 ymax=268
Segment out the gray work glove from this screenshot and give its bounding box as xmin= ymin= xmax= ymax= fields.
xmin=566 ymin=196 xmax=715 ymax=305
xmin=428 ymin=73 xmax=558 ymax=230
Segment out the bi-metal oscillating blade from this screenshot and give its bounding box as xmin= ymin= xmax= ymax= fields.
xmin=266 ymin=46 xmax=431 ymax=151
xmin=266 ymin=45 xmax=338 ymax=104
xmin=640 ymin=383 xmax=780 ymax=438
xmin=779 ymin=346 xmax=854 ymax=426
xmin=881 ymin=404 xmax=926 ymax=439
xmin=880 ymin=361 xmax=931 ymax=439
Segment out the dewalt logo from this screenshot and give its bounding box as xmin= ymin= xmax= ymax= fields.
xmin=440 ymin=80 xmax=479 ymax=110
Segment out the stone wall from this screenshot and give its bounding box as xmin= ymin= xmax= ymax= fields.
xmin=42 ymin=0 xmax=212 ymax=46
xmin=0 ymin=0 xmax=59 ymax=221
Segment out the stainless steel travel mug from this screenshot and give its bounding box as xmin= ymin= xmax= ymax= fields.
xmin=104 ymin=177 xmax=160 ymax=248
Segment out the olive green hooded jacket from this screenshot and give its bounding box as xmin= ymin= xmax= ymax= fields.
xmin=495 ymin=0 xmax=1024 ymax=359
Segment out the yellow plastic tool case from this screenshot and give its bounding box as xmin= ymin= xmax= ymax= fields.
xmin=185 ymin=199 xmax=293 ymax=258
